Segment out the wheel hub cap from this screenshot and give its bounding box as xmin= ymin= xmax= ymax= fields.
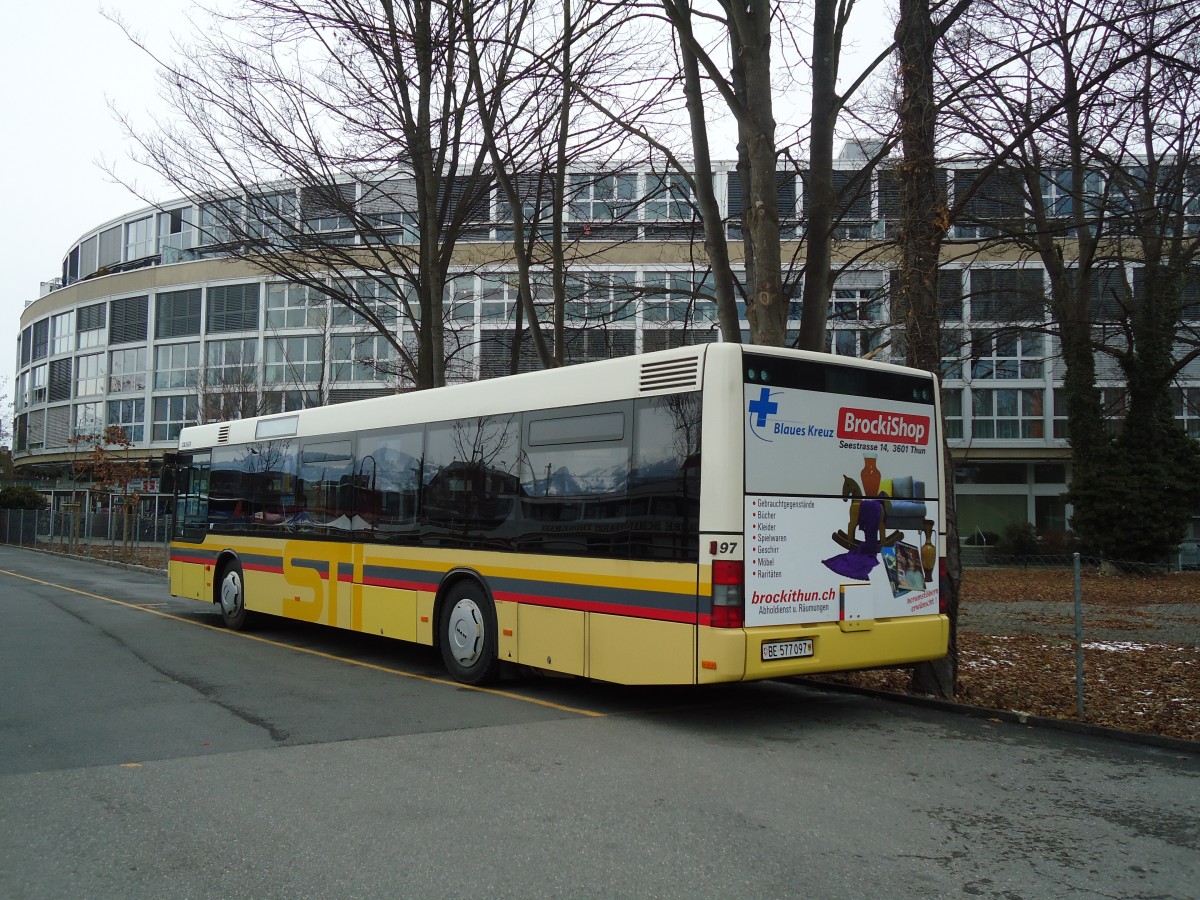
xmin=446 ymin=598 xmax=483 ymax=666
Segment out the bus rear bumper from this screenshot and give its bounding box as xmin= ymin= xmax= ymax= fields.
xmin=698 ymin=614 xmax=950 ymax=683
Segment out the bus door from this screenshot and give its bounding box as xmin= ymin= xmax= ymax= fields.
xmin=170 ymin=451 xmax=211 ymax=600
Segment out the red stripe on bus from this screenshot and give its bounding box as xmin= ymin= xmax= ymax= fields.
xmin=363 ymin=576 xmax=439 ymax=593
xmin=243 ymin=562 xmax=285 ymax=575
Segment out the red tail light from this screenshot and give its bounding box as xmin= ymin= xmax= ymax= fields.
xmin=711 ymin=560 xmax=744 ymax=628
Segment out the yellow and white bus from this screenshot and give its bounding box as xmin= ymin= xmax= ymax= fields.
xmin=165 ymin=344 xmax=948 ymax=685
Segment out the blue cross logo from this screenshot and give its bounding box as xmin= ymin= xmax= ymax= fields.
xmin=748 ymin=387 xmax=779 ymax=428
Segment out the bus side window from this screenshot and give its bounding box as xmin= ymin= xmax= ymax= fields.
xmin=174 ymin=452 xmax=210 ymax=542
xmin=357 ymin=427 xmax=423 ymax=542
xmin=521 ymin=402 xmax=632 ymax=557
xmin=423 ymin=415 xmax=520 ymax=540
xmin=630 ymin=393 xmax=701 ymax=562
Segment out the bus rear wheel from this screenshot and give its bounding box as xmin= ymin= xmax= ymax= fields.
xmin=440 ymin=581 xmax=501 ymax=685
xmin=217 ymin=560 xmax=251 ymax=630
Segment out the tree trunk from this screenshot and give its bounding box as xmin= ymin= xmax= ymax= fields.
xmin=797 ymin=0 xmax=839 ymax=351
xmin=728 ymin=0 xmax=786 ymax=346
xmin=896 ymin=0 xmax=958 ymax=698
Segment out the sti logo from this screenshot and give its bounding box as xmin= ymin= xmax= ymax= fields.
xmin=747 ymin=386 xmax=837 ymax=443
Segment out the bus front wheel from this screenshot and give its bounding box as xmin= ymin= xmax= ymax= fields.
xmin=217 ymin=560 xmax=251 ymax=630
xmin=439 ymin=581 xmax=501 ymax=685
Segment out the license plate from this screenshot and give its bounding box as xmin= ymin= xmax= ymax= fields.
xmin=761 ymin=638 xmax=814 ymax=661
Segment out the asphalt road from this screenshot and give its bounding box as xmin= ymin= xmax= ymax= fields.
xmin=0 ymin=545 xmax=1196 ymax=899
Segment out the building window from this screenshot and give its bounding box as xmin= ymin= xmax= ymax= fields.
xmin=107 ymin=398 xmax=145 ymax=442
xmin=98 ymin=224 xmax=122 ymax=270
xmin=952 ymin=168 xmax=1026 ymax=239
xmin=48 ymin=358 xmax=72 ymax=403
xmin=1053 ymin=388 xmax=1068 ymax=439
xmin=830 ymin=283 xmax=888 ymax=326
xmin=1039 ymin=168 xmax=1103 ymax=220
xmin=152 ymin=395 xmax=197 ymax=442
xmin=31 ymin=365 xmax=47 ymax=404
xmin=265 ymin=336 xmax=324 ymax=384
xmin=75 ymin=402 xmax=104 ymax=438
xmin=109 ymin=347 xmax=148 ymax=393
xmin=76 ymin=354 xmax=105 ymax=398
xmin=968 ymin=268 xmax=1044 ymax=320
xmin=940 ymin=328 xmax=965 ymax=380
xmin=972 ymin=387 xmax=1045 ymax=439
xmin=157 ymin=206 xmax=196 ymax=255
xmin=205 ymin=338 xmax=259 ymax=387
xmin=643 ymin=174 xmax=694 ymax=221
xmin=301 ymin=183 xmax=356 ymax=233
xmin=206 ymin=283 xmax=261 ymax=333
xmin=267 ymin=283 xmax=326 ymax=329
xmin=1172 ymin=386 xmax=1200 ymax=437
xmin=125 ymin=217 xmax=155 ymax=261
xmin=155 ymin=343 xmax=200 ymax=389
xmin=248 ymin=191 xmax=297 ymax=243
xmin=110 ymin=296 xmax=150 ymax=345
xmin=360 ymin=177 xmax=418 ymax=241
xmin=332 ymin=277 xmax=405 ymax=329
xmin=826 ymin=328 xmax=885 ymax=358
xmin=643 ymin=271 xmax=717 ymax=326
xmin=199 ymin=198 xmax=244 ymax=246
xmin=332 ymin=334 xmax=393 ymax=382
xmin=943 ymin=388 xmax=964 ymax=439
xmin=155 ymin=289 xmax=202 ymax=338
xmin=478 ymin=273 xmax=516 ymax=324
xmin=564 ymin=272 xmax=639 ymax=325
xmin=77 ymin=303 xmax=106 ymax=349
xmin=444 ymin=276 xmax=477 ymax=325
xmin=262 ymin=390 xmax=309 ymax=414
xmin=46 ymin=406 xmax=71 ymax=449
xmin=971 ymin=328 xmax=1045 ymax=379
xmin=971 ymin=329 xmax=1043 ymax=379
xmin=32 ymin=319 xmax=49 ymax=361
xmin=51 ymin=312 xmax=73 ymax=356
xmin=569 ymin=173 xmax=638 ymax=222
xmin=1100 ymin=386 xmax=1129 ymax=434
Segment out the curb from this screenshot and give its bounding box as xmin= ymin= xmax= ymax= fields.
xmin=23 ymin=545 xmax=168 ymax=578
xmin=795 ymin=677 xmax=1199 ymax=755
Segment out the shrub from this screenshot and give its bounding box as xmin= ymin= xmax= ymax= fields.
xmin=997 ymin=521 xmax=1040 ymax=556
xmin=0 ymin=486 xmax=49 ymax=510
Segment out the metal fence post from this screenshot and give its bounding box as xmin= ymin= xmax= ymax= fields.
xmin=1073 ymin=552 xmax=1086 ymax=719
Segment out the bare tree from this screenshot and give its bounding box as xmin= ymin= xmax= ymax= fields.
xmin=111 ymin=0 xmax=502 ymax=389
xmin=939 ymin=0 xmax=1200 ymax=563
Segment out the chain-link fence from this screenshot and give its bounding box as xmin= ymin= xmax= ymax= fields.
xmin=823 ymin=554 xmax=1199 ymax=740
xmin=962 ymin=551 xmax=1200 ymax=575
xmin=0 ymin=506 xmax=170 ymax=569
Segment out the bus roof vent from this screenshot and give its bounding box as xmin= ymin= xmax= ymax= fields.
xmin=639 ymin=355 xmax=700 ymax=392
xmin=217 ymin=425 xmax=231 ymax=444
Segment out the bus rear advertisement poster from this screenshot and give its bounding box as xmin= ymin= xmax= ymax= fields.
xmin=743 ymin=382 xmax=940 ymax=628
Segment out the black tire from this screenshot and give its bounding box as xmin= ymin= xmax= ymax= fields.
xmin=439 ymin=580 xmax=501 ymax=684
xmin=216 ymin=559 xmax=251 ymax=630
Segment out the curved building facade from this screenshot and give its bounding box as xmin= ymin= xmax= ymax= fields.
xmin=20 ymin=158 xmax=1176 ymax=541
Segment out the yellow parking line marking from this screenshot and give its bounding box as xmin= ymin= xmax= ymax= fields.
xmin=0 ymin=568 xmax=606 ymax=718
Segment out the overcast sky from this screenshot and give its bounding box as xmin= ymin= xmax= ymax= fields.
xmin=0 ymin=0 xmax=895 ymax=401
xmin=1 ymin=1 xmax=189 ymax=386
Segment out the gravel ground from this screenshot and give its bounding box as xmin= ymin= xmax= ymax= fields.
xmin=825 ymin=567 xmax=1200 ymax=740
xmin=959 ymin=597 xmax=1200 ymax=647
